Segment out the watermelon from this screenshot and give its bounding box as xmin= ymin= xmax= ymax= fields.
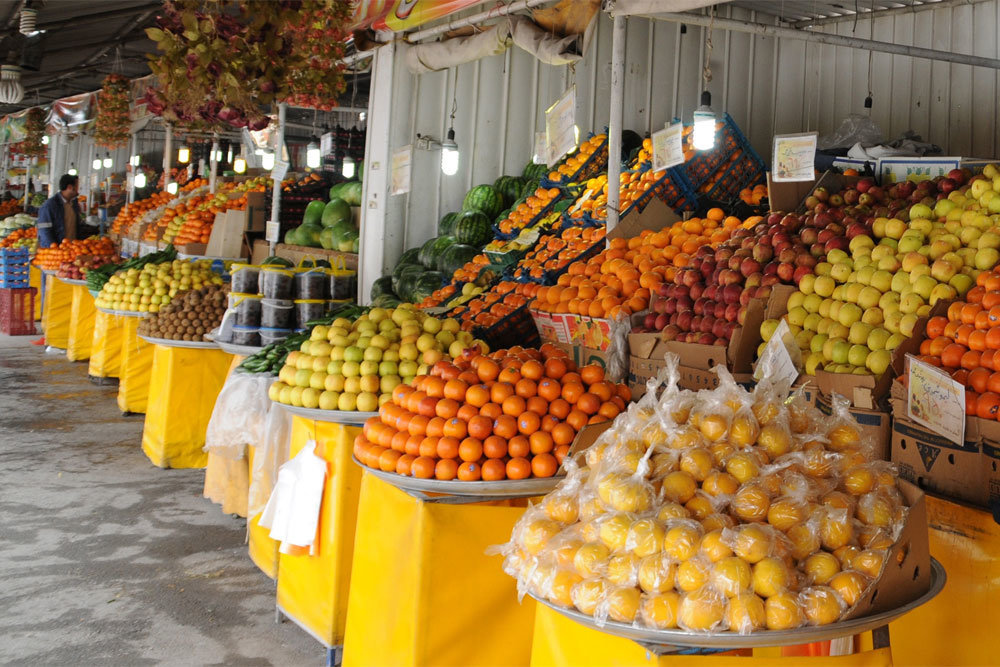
xmin=438 ymin=244 xmax=480 ymax=276
xmin=419 ymin=235 xmax=455 ymax=268
xmin=319 ymin=227 xmax=336 ymax=250
xmin=454 ymin=210 xmax=492 ymax=246
xmin=418 ymin=237 xmax=439 ymax=268
xmin=522 ymin=161 xmax=549 ymax=180
xmin=495 ymin=207 xmax=511 ymax=225
xmin=398 ymin=247 xmax=421 ymax=266
xmin=284 ymin=226 xmax=302 ymax=245
xmin=261 ymin=256 xmax=293 ymax=268
xmin=371 ymin=294 xmax=400 ymax=309
xmin=462 ymin=184 xmax=503 ymax=219
xmin=410 ymin=271 xmax=446 ymax=302
xmin=303 ymin=200 xmax=326 ymax=225
xmin=392 ymin=264 xmax=425 ymax=299
xmin=438 ymin=211 xmax=459 ymax=236
xmin=329 ymin=181 xmax=363 ymax=206
xmin=300 ymin=222 xmax=324 ymax=247
xmin=330 ymin=220 xmax=358 ymax=252
xmin=371 ymin=276 xmax=395 ymax=300
xmin=321 ymin=197 xmax=352 ymax=228
xmin=520 ymin=178 xmax=540 ymax=199
xmin=493 ymin=175 xmax=525 ymax=208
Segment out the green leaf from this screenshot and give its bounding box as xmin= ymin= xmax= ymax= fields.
xmin=146 ymin=27 xmax=165 ymax=41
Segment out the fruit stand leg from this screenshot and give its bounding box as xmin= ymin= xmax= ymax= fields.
xmin=65 ymin=284 xmax=96 ymax=362
xmin=341 ymin=473 xmax=536 ymax=667
xmin=141 ymin=345 xmax=233 ymax=469
xmin=276 ymin=416 xmax=363 ymax=649
xmin=28 ymin=265 xmax=40 ymax=321
xmin=116 ymin=317 xmax=153 ymax=414
xmin=881 ymin=495 xmax=1000 ymax=666
xmin=41 ymin=273 xmax=72 ymax=349
xmin=247 ymin=442 xmax=280 ymax=580
xmin=87 ymin=310 xmax=123 ymax=380
xmin=529 ymin=605 xmax=892 ymax=667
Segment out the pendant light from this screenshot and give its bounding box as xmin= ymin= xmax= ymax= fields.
xmin=692 ymin=10 xmax=717 ymax=151
xmin=0 ymin=65 xmax=23 ymax=105
xmin=177 ymin=145 xmax=190 ymax=163
xmin=134 ymin=171 xmax=146 ymax=189
xmin=306 ymin=139 xmax=321 ymax=169
xmin=233 ymin=156 xmax=247 ymax=174
xmin=103 ymin=152 xmax=113 ymax=168
xmin=68 ymin=163 xmax=77 ymax=176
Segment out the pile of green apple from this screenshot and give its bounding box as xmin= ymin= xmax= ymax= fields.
xmin=268 ymin=305 xmax=488 ymax=412
xmin=761 ymin=192 xmax=997 ymax=376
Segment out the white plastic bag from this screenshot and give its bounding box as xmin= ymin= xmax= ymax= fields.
xmin=204 ymin=369 xmax=274 ymax=461
xmin=258 ymin=440 xmax=328 ymax=554
xmin=248 ymin=404 xmax=293 ymax=519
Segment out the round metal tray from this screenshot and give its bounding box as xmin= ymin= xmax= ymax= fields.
xmin=275 ymin=401 xmax=378 ymax=426
xmin=96 ymin=307 xmax=149 ymax=318
xmin=531 ymin=558 xmax=946 ymax=650
xmin=57 ymin=277 xmax=87 ymax=286
xmin=214 ymin=340 xmax=265 ymax=357
xmin=138 ymin=334 xmax=219 ymax=350
xmin=355 ymin=457 xmax=565 ymax=498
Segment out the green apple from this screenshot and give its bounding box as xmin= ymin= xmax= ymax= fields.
xmin=886 ymin=333 xmax=907 ymax=350
xmin=803 ymin=294 xmax=823 ymax=313
xmin=380 ymin=374 xmax=402 ymax=394
xmin=815 ymin=262 xmax=833 ymax=276
xmin=787 ymin=292 xmax=806 ymax=311
xmin=356 ymin=392 xmax=379 ymax=412
xmin=849 ymin=322 xmax=873 ymax=345
xmin=829 ymin=301 xmax=842 ymax=321
xmin=871 ymin=245 xmax=895 ymax=262
xmin=867 ymin=328 xmax=891 ymax=351
xmin=817 ymin=317 xmax=833 ymax=335
xmin=884 ymin=310 xmax=903 ymax=335
xmin=338 ymin=392 xmax=358 ymax=411
xmin=844 ymin=283 xmax=864 ymax=304
xmin=831 ymin=262 xmax=852 ymax=283
xmin=359 ymin=360 xmax=379 ymax=377
xmin=909 ymin=204 xmax=933 ymax=220
xmin=810 ymin=333 xmax=829 ymax=354
xmin=324 ymin=373 xmax=345 ymax=392
xmin=900 ymin=313 xmax=919 ymax=338
xmin=912 ymin=275 xmax=938 ymax=300
xmin=950 ymin=273 xmax=974 ymax=295
xmin=399 ymin=343 xmax=419 ymax=361
xmin=341 ymin=360 xmax=360 ymax=377
xmin=979 ymin=232 xmax=1000 ymax=250
xmin=848 ymin=344 xmax=870 ymax=367
xmin=798 ymin=275 xmax=816 ymax=296
xmin=929 ymin=284 xmax=958 ymax=306
xmin=897 ymin=235 xmax=924 ymax=254
xmin=363 ymin=346 xmax=383 ymax=362
xmin=319 ymin=390 xmax=340 ymax=411
xmin=880 ymin=238 xmax=898 ymax=251
xmin=909 ymin=265 xmax=931 ymax=283
xmin=344 ymin=376 xmax=362 ymax=394
xmin=890 ymin=272 xmax=910 ymax=294
xmin=803 ymin=313 xmax=823 ymax=332
xmin=858 ymin=286 xmax=882 ymax=310
xmin=309 ymin=371 xmax=328 ymax=391
xmin=435 ymin=330 xmax=456 ymax=347
xmin=870 ymin=270 xmax=893 ymax=293
xmin=398 ymin=360 xmax=418 ymax=378
xmin=441 ymin=318 xmax=461 ymax=333
xmin=828 ymin=323 xmax=850 ymax=340
xmin=872 ymin=218 xmax=888 ymax=238
xmin=294 ymin=368 xmax=313 ymax=388
xmin=289 ymin=386 xmax=305 ymax=407
xmin=379 ymin=360 xmax=398 ymax=376
xmin=831 ymin=339 xmax=852 ymax=364
xmin=312 ymin=356 xmax=329 ymax=373
xmin=885 ymin=218 xmax=908 ymax=239
xmin=795 ymin=329 xmax=815 ymax=350
xmin=818 ymin=299 xmax=834 ymax=319
xmin=856 ymin=266 xmax=876 ymax=286
xmin=760 ymin=319 xmax=780 ymax=342
xmin=301 ymin=387 xmax=321 ymax=409
xmin=786 ymin=307 xmax=808 ymax=327
xmin=805 ymin=352 xmax=825 ymax=376
xmin=854 ymin=256 xmax=873 ymax=270
xmin=833 ymin=285 xmax=846 ymax=301
xmin=850 ymin=235 xmax=876 ymax=253
xmin=899 ymin=292 xmax=926 ymax=314
xmin=975 ymin=248 xmax=1000 ymax=270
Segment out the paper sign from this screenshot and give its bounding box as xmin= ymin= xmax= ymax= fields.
xmin=772 ymin=132 xmax=818 ymax=182
xmin=390 ymin=145 xmax=412 ymax=196
xmin=533 ymin=132 xmax=547 ymax=165
xmin=270 ymin=159 xmax=289 ymax=183
xmin=652 ymin=123 xmax=684 ymax=172
xmin=753 ymin=318 xmax=801 ymax=386
xmin=877 ymin=157 xmax=961 ymax=184
xmin=907 ymin=355 xmax=966 ymax=445
xmin=320 ymin=132 xmax=334 ymax=156
xmin=545 ymin=87 xmax=577 ymax=167
xmin=265 ymin=220 xmax=281 ymax=243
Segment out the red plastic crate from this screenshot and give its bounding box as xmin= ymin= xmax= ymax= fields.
xmin=0 ymin=287 xmax=37 ymax=335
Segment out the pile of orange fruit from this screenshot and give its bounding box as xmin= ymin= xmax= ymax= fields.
xmin=33 ymin=236 xmax=116 ymax=270
xmin=110 ymin=190 xmax=177 ymax=236
xmin=0 ymin=199 xmax=23 ymax=217
xmin=447 ymin=281 xmax=534 ymax=331
xmin=908 ymin=268 xmax=1000 ymax=420
xmin=452 ymin=253 xmax=491 ymax=283
xmin=547 ymin=133 xmax=608 ymax=184
xmin=529 ymin=210 xmax=742 ymax=319
xmin=513 ymin=226 xmax=606 ymax=283
xmin=0 ymin=227 xmax=35 ymax=248
xmin=353 ymin=344 xmax=630 ymax=481
xmin=740 ymin=183 xmax=768 ymax=206
xmin=417 ymin=283 xmax=457 ymax=310
xmin=497 ymin=186 xmax=562 ymax=236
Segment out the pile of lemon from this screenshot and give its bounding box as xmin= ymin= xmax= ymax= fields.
xmin=501 ymin=371 xmax=906 ymax=634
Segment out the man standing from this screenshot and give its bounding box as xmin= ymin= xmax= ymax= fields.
xmin=36 ymin=173 xmax=81 ymax=248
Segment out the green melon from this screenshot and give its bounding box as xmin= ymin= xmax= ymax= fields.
xmin=462 ymin=184 xmax=503 ymax=219
xmin=520 ymin=178 xmax=540 ymax=199
xmin=321 ymin=197 xmax=352 ymax=228
xmin=454 ymin=210 xmax=492 ymax=246
xmin=303 ymin=200 xmax=326 ymax=226
xmin=522 ymin=161 xmax=549 ymax=180
xmin=410 ymin=271 xmax=446 ymax=302
xmin=371 ymin=276 xmax=395 ymax=300
xmin=438 ymin=244 xmax=480 ymax=276
xmin=398 ymin=247 xmax=421 ymax=266
xmin=493 ymin=175 xmax=525 ymax=208
xmin=438 ymin=211 xmax=459 ymax=236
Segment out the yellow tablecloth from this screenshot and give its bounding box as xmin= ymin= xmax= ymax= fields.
xmin=116 ymin=316 xmax=153 ymax=414
xmin=41 ymin=273 xmax=72 ymax=348
xmin=65 ymin=284 xmax=96 ymax=362
xmin=88 ymin=310 xmax=124 ymax=378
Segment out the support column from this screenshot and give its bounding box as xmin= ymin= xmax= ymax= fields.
xmin=163 ymin=123 xmax=173 ymax=193
xmin=209 ymin=134 xmax=219 ymax=194
xmin=606 ymin=14 xmax=626 ymax=234
xmin=268 ymin=102 xmax=286 ymax=254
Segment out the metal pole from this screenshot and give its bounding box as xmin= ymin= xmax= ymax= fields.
xmin=606 ymin=14 xmax=626 ymax=234
xmin=644 ymin=11 xmax=1000 ymax=71
xmin=23 ymin=158 xmax=30 ymax=210
xmin=407 ymin=0 xmax=553 ymax=42
xmin=209 ymin=134 xmax=219 ymax=194
xmin=163 ymin=123 xmax=173 ymax=193
xmin=268 ymin=102 xmax=286 ymax=254
xmin=128 ymin=132 xmax=137 ymax=203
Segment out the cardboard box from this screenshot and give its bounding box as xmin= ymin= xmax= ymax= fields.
xmin=815 ymin=392 xmax=891 ymax=461
xmin=174 ymin=243 xmax=208 ymax=256
xmin=891 ymin=414 xmax=988 ymax=507
xmin=766 ymin=173 xmax=816 ymax=213
xmin=245 ymin=191 xmax=267 ymax=232
xmin=531 ymin=309 xmax=573 ymax=345
xmin=877 ymin=156 xmax=961 ymax=184
xmin=250 ymin=240 xmax=359 ymax=270
xmin=205 ymin=210 xmax=248 ymax=259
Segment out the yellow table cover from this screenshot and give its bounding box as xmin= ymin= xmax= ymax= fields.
xmin=41 ymin=273 xmax=72 ymax=348
xmin=247 ymin=443 xmax=280 ymax=580
xmin=28 ymin=265 xmax=41 ymax=321
xmin=341 ymin=473 xmax=535 ymax=667
xmin=65 ymin=284 xmax=96 ymax=362
xmin=87 ymin=310 xmax=123 ymax=378
xmin=141 ymin=344 xmax=232 ymax=468
xmin=116 ymin=316 xmax=153 ymax=414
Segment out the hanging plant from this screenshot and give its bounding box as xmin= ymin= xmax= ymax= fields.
xmin=143 ymin=0 xmax=351 ymax=130
xmin=94 ymin=74 xmax=132 ymax=149
xmin=10 ymin=107 xmax=47 ymax=158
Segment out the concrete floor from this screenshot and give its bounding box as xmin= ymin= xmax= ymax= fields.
xmin=0 ymin=336 xmax=321 ymax=665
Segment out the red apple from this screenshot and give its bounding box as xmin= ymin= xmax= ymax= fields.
xmin=714 ymin=302 xmax=726 ymax=319
xmin=777 ymin=262 xmax=795 ymax=282
xmin=761 ymin=274 xmax=780 ymax=287
xmin=654 ymin=313 xmax=668 ymax=330
xmin=724 ymin=303 xmax=740 ymax=322
xmin=677 ymin=311 xmax=693 ymax=331
xmin=662 ymin=325 xmax=680 ymax=341
xmin=793 ymin=265 xmax=813 ymax=284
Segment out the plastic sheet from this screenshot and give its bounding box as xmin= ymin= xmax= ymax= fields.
xmin=260 ymin=440 xmax=328 ymax=553
xmin=817 ymin=114 xmax=884 ymax=151
xmin=117 ymin=316 xmax=154 ymax=414
xmin=249 ymin=400 xmax=294 ymax=518
xmin=204 ymin=370 xmax=274 ymax=462
xmin=42 ymin=273 xmax=72 ymax=348
xmin=65 ymin=284 xmax=96 ymax=362
xmin=88 ymin=310 xmax=123 ymax=378
xmin=341 ymin=473 xmax=536 ymax=667
xmin=141 ymin=345 xmax=233 ymax=468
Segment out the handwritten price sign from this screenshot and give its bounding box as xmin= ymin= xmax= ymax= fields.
xmin=772 ymin=132 xmax=818 ymax=182
xmin=907 ymin=354 xmax=966 ymax=445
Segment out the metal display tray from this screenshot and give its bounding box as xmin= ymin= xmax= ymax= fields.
xmin=138 ymin=335 xmax=219 ymax=350
xmin=356 ymin=457 xmax=565 ymax=500
xmin=57 ymin=277 xmax=87 ymax=286
xmin=213 ymin=340 xmax=265 ymax=356
xmin=276 ymin=401 xmax=378 ymax=426
xmin=96 ymin=307 xmax=149 ymax=318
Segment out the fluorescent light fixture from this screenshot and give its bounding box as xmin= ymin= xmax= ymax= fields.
xmin=177 ymin=146 xmax=190 ymax=163
xmin=68 ymin=163 xmax=77 ymax=176
xmin=359 ymin=111 xmax=366 ymax=122
xmin=41 ymin=135 xmax=48 ymax=145
xmin=692 ymin=91 xmax=717 ymax=151
xmin=103 ymin=153 xmax=113 ymax=168
xmin=130 ymin=155 xmax=140 ymax=166
xmin=342 ymin=156 xmax=355 ymax=179
xmin=213 ymin=150 xmax=222 ymax=162
xmin=261 ymin=151 xmax=275 ymax=171
xmin=233 ymin=157 xmax=247 ymax=174
xmin=227 ymin=147 xmax=233 ymax=163
xmin=440 ymin=128 xmax=459 ymax=176
xmin=134 ymin=172 xmax=146 ymax=189
xmin=166 ymin=182 xmax=178 ymax=194
xmin=306 ymin=141 xmax=321 ymax=169
xmin=92 ymin=158 xmax=102 ymax=170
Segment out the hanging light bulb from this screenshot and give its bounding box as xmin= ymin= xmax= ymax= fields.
xmin=306 ymin=140 xmax=321 ymax=169
xmin=166 ymin=182 xmax=178 ymax=194
xmin=130 ymin=155 xmax=141 ymax=167
xmin=0 ymin=65 xmax=23 ymax=104
xmin=261 ymin=150 xmax=275 ymax=171
xmin=103 ymin=153 xmax=113 ymax=168
xmin=177 ymin=145 xmax=190 ymax=163
xmin=134 ymin=172 xmax=146 ymax=189
xmin=692 ymin=91 xmax=717 ymax=151
xmin=440 ymin=127 xmax=459 ymax=176
xmin=19 ymin=8 xmax=37 ymax=36
xmin=342 ymin=156 xmax=356 ymax=179
xmin=41 ymin=135 xmax=48 ymax=145
xmin=92 ymin=157 xmax=102 ymax=170
xmin=227 ymin=147 xmax=234 ymax=163
xmin=234 ymin=157 xmax=247 ymax=174
xmin=68 ymin=163 xmax=77 ymax=176
xmin=213 ymin=150 xmax=222 ymax=162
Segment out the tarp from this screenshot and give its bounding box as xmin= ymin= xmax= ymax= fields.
xmin=47 ymin=92 xmax=96 ymax=131
xmin=350 ymin=0 xmax=486 ymax=32
xmin=65 ymin=283 xmax=96 ymax=362
xmin=88 ymin=310 xmax=124 ymax=378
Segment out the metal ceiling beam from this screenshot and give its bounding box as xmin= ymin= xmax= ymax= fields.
xmin=787 ymin=0 xmax=988 ymax=28
xmin=406 ymin=0 xmax=554 ymax=42
xmin=36 ymin=2 xmax=162 ymax=30
xmin=643 ymin=10 xmax=1000 ymax=70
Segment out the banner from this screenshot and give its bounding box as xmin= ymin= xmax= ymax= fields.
xmin=351 ymin=0 xmax=485 ymax=32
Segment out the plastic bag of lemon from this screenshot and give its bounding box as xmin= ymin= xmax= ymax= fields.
xmin=498 ymin=353 xmax=909 ymax=635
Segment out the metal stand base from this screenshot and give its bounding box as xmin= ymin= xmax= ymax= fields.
xmin=88 ymin=375 xmax=119 ymax=386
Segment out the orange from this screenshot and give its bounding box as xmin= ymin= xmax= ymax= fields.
xmin=598 ymin=402 xmax=621 ymax=420
xmin=530 ymin=430 xmax=555 ymax=454
xmin=466 ymin=384 xmax=491 ymax=407
xmin=531 ymin=453 xmax=559 ymax=478
xmin=443 ymin=418 xmax=468 ymax=440
xmin=566 ymin=409 xmax=589 ymax=432
xmin=459 ymin=437 xmax=484 ymax=462
xmin=515 ymin=378 xmax=538 ymax=398
xmin=435 ymin=458 xmax=459 ymax=480
xmin=457 ymin=461 xmax=481 ymax=481
xmin=457 ymin=404 xmax=479 ymax=423
xmin=435 ymin=398 xmax=460 ymax=420
xmin=491 ymin=382 xmax=516 ymax=404
xmin=426 ymin=416 xmax=446 ymax=438
xmin=499 ymin=366 xmax=522 ymax=384
xmin=468 ymin=414 xmax=493 ymax=440
xmin=526 ymin=396 xmax=549 ymax=416
xmin=502 ymin=395 xmax=527 ymax=417
xmin=988 ymin=327 xmax=1000 ymax=350
xmin=518 ymin=411 xmax=541 ymax=435
xmin=508 ymin=435 xmax=531 ymax=458
xmin=476 ymin=358 xmax=500 ymax=382
xmin=941 ymin=343 xmax=967 ymax=368
xmin=379 ymin=449 xmax=402 ymax=472
xmin=961 ymin=349 xmax=982 ymax=370
xmin=411 ymin=456 xmax=436 ymax=479
xmin=483 ymin=435 xmax=508 ymax=459
xmin=552 ymin=422 xmax=576 ymax=446
xmin=521 ymin=360 xmax=544 ymax=380
xmin=968 ymin=368 xmax=991 ymax=394
xmin=444 ymin=379 xmax=469 ymax=402
xmin=482 ymin=458 xmax=506 ymax=481
xmin=549 ymin=398 xmax=572 ymax=419
xmin=494 ymin=415 xmax=519 ymax=439
xmin=506 ymin=457 xmax=532 ymax=480
xmin=562 ymin=382 xmax=585 ymax=403
xmin=977 ymin=392 xmax=1000 ymax=420
xmin=396 ymin=454 xmax=415 ymax=476
xmin=423 ymin=376 xmax=446 ymax=398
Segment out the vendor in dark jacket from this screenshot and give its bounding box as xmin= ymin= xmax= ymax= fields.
xmin=37 ymin=173 xmax=82 ymax=248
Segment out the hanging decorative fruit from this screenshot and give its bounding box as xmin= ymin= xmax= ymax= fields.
xmin=94 ymin=74 xmax=132 ymax=149
xmin=10 ymin=107 xmax=46 ymax=158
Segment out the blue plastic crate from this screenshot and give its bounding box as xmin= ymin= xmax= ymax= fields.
xmin=0 ymin=277 xmax=29 ymax=289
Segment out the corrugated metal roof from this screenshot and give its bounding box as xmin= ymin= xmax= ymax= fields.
xmin=728 ymin=0 xmax=966 ymax=25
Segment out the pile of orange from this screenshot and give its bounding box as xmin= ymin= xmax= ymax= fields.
xmin=417 ymin=283 xmax=457 ymax=310
xmin=910 ymin=268 xmax=1000 ymax=420
xmin=0 ymin=199 xmax=23 ymax=217
xmin=353 ymin=344 xmax=630 ymax=481
xmin=446 ymin=281 xmax=534 ymax=331
xmin=0 ymin=227 xmax=35 ymax=248
xmin=513 ymin=226 xmax=606 ymax=282
xmin=740 ymin=183 xmax=768 ymax=206
xmin=529 ymin=210 xmax=742 ymax=319
xmin=547 ymin=134 xmax=608 ymax=184
xmin=33 ymin=236 xmax=116 ymax=270
xmin=497 ymin=186 xmax=562 ymax=236
xmin=111 ymin=190 xmax=176 ymax=236
xmin=695 ymin=148 xmax=746 ymax=194
xmin=416 ymin=252 xmax=492 ymax=309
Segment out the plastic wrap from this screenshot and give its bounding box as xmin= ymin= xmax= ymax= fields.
xmin=248 ymin=402 xmax=293 ymax=518
xmin=817 ymin=113 xmax=884 ymax=151
xmin=204 ymin=370 xmax=275 ymax=461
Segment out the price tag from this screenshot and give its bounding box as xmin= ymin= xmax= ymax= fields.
xmin=390 ymin=145 xmax=412 ymax=196
xmin=320 ymin=132 xmax=334 ymax=156
xmin=652 ymin=122 xmax=684 ymax=172
xmin=753 ymin=319 xmax=801 ymax=386
xmin=270 ymin=159 xmax=289 ymax=182
xmin=907 ymin=355 xmax=966 ymax=445
xmin=265 ymin=220 xmax=281 ymax=243
xmin=545 ymin=86 xmax=577 ymax=167
xmin=772 ymin=132 xmax=818 ymax=182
